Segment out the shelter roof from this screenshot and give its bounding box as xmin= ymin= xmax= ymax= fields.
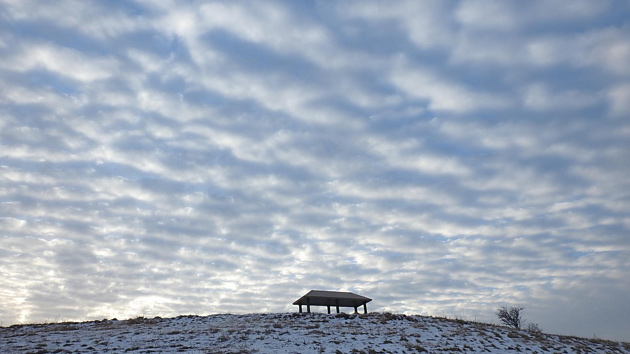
xmin=293 ymin=290 xmax=372 ymax=307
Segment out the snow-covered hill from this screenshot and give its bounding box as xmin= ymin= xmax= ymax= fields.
xmin=1 ymin=312 xmax=628 ymax=353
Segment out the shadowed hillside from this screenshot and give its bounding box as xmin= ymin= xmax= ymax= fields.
xmin=2 ymin=313 xmax=628 ymax=353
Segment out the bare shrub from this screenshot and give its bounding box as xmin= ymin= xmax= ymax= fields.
xmin=496 ymin=306 xmax=524 ymax=329
xmin=526 ymin=323 xmax=543 ymax=336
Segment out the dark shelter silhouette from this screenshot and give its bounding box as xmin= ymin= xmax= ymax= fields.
xmin=293 ymin=290 xmax=372 ymax=314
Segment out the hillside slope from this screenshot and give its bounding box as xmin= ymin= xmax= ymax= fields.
xmin=1 ymin=313 xmax=628 ymax=353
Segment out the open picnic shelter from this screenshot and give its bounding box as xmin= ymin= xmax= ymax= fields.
xmin=293 ymin=290 xmax=372 ymax=314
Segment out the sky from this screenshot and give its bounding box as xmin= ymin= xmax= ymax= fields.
xmin=1 ymin=0 xmax=629 ymax=342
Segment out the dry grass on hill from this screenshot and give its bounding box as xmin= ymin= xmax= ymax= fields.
xmin=2 ymin=312 xmax=629 ymax=353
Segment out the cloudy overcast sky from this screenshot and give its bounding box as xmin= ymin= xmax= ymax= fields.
xmin=1 ymin=0 xmax=629 ymax=341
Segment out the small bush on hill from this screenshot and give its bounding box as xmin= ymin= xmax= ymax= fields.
xmin=496 ymin=306 xmax=524 ymax=329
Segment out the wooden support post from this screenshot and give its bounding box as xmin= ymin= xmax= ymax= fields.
xmin=299 ymin=304 xmax=303 ymax=313
xmin=327 ymin=305 xmax=331 ymax=314
xmin=354 ymin=306 xmax=358 ymax=314
xmin=307 ymin=297 xmax=311 ymax=313
xmin=335 ymin=299 xmax=340 ymax=313
xmin=363 ymin=303 xmax=368 ymax=314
